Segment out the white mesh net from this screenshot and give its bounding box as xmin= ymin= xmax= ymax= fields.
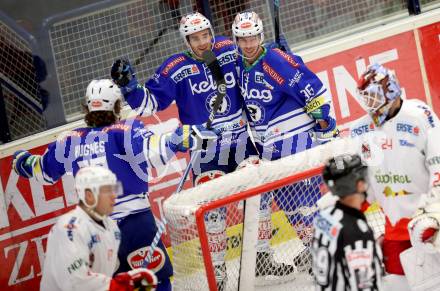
xmin=0 ymin=20 xmax=46 ymax=140
xmin=164 ymin=139 xmax=385 ymax=290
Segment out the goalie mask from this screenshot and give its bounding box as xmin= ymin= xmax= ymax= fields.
xmin=179 ymin=12 xmax=215 ymax=53
xmin=357 ymin=63 xmax=402 ymax=127
xmin=322 ymin=154 xmax=368 ymax=198
xmin=85 ymin=79 xmax=123 ymax=114
xmin=232 ymin=11 xmax=264 ymax=60
xmin=75 ymin=166 xmax=122 ymax=220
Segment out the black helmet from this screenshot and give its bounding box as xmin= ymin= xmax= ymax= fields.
xmin=322 ymin=154 xmax=367 ymax=198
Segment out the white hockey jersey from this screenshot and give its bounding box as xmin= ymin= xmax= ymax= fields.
xmin=349 ymin=99 xmax=440 ymax=241
xmin=40 ymin=206 xmax=121 ymax=291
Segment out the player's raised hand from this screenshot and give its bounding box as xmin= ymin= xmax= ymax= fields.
xmin=111 ymin=58 xmax=139 ymax=94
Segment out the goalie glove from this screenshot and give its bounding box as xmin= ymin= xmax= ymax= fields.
xmin=110 ymin=268 xmax=158 ymax=291
xmin=12 ymin=150 xmax=41 ymax=178
xmin=111 ymin=58 xmax=139 ymax=95
xmin=408 ymin=202 xmax=440 ymax=253
xmin=167 ymin=125 xmax=219 ymax=153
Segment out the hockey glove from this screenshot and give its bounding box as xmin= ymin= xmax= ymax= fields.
xmin=12 ymin=150 xmax=41 ymax=178
xmin=167 ymin=125 xmax=219 ymax=153
xmin=408 ymin=200 xmax=440 ymax=253
xmin=111 ymin=58 xmax=139 ymax=95
xmin=110 ymin=268 xmax=158 ymax=291
xmin=309 ymin=117 xmax=339 ymax=144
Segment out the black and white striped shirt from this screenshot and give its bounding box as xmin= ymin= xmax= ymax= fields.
xmin=312 ymin=201 xmax=384 ymax=291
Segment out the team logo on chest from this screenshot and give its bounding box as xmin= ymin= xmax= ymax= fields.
xmin=246 ymin=100 xmax=265 ymax=125
xmin=205 ymin=92 xmax=231 ymax=116
xmin=127 ymin=246 xmax=166 ymax=272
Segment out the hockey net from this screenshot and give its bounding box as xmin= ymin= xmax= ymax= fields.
xmin=163 ymin=139 xmax=385 ymax=290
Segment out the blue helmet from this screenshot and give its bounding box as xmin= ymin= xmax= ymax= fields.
xmin=357 ymin=63 xmax=402 ymax=126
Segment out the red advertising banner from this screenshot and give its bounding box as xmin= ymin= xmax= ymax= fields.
xmin=418 ymin=22 xmax=440 ymax=115
xmin=1 ymin=22 xmax=439 ymax=290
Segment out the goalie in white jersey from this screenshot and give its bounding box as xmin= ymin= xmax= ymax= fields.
xmin=350 ymin=63 xmax=440 ymax=290
xmin=40 ymin=166 xmax=157 ymax=291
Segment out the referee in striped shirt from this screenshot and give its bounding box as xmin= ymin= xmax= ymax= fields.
xmin=312 ymin=154 xmax=384 ymax=290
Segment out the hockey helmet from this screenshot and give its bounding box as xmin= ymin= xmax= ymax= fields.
xmin=322 ymin=154 xmax=368 ymax=198
xmin=179 ymin=12 xmax=215 ymax=50
xmin=75 ymin=166 xmax=121 ymax=210
xmin=357 ymin=63 xmax=402 ymax=126
xmin=85 ymin=79 xmax=123 ymax=113
xmin=232 ymin=12 xmax=264 ymax=44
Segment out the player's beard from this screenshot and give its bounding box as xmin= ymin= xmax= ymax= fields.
xmin=190 ymin=41 xmax=212 ymax=60
xmin=242 ymin=45 xmax=263 ymax=65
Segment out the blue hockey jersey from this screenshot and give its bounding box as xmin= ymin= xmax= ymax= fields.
xmin=236 ymin=48 xmax=330 ymax=159
xmin=125 ymin=36 xmax=248 ymax=151
xmin=37 ymin=118 xmax=175 ymax=219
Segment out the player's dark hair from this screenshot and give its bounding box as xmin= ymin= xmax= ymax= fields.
xmin=83 ymin=100 xmax=121 ymax=127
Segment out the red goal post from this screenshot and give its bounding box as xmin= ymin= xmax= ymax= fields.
xmin=163 ymin=139 xmax=385 ymax=290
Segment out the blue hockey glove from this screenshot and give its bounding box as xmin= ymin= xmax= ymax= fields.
xmin=167 ymin=125 xmax=219 ymax=153
xmin=12 ymin=150 xmax=40 ymax=178
xmin=310 ymin=117 xmax=339 ymax=144
xmin=110 ymin=58 xmax=139 ymax=95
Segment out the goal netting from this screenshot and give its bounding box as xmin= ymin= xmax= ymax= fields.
xmin=163 ymin=138 xmax=385 ymax=290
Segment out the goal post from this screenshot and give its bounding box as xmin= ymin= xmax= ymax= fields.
xmin=194 ymin=166 xmax=324 ymax=290
xmin=163 ymin=138 xmax=385 ymax=290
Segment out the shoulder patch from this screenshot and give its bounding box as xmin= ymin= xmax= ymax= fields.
xmin=214 ymin=39 xmax=234 ymax=50
xmin=64 ymin=216 xmax=78 ymax=242
xmin=416 ymin=104 xmax=436 ymax=128
xmin=102 ymin=123 xmax=131 ymax=133
xmin=273 ymin=48 xmax=300 ymax=68
xmin=262 ymin=61 xmax=285 ymax=85
xmin=57 ymin=130 xmax=83 ymax=142
xmin=161 ymin=56 xmax=186 ymax=76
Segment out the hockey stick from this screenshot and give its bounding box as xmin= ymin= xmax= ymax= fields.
xmin=134 ymin=3 xmax=181 ymax=66
xmin=175 ymin=50 xmax=227 ymax=192
xmin=273 ymin=0 xmax=285 ymax=51
xmin=134 ymin=27 xmax=168 ymax=66
xmin=144 ymin=50 xmax=227 ymax=266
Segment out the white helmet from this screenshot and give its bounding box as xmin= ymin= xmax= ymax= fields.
xmin=75 ymin=166 xmax=120 ymax=218
xmin=232 ymin=12 xmax=264 ymax=44
xmin=85 ymin=79 xmax=122 ymax=113
xmin=179 ymin=12 xmax=215 ymax=50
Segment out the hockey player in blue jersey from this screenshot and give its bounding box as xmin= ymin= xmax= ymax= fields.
xmin=12 ymin=79 xmax=218 ymax=291
xmin=111 ymin=12 xmax=295 ymax=289
xmin=232 ymin=11 xmax=339 ymax=273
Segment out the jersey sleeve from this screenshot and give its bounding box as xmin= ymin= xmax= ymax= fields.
xmin=38 ymin=131 xmax=78 ymax=184
xmin=119 ymin=119 xmax=177 ymax=171
xmin=46 ymin=217 xmax=111 ymax=291
xmin=416 ymin=102 xmax=440 ymax=189
xmin=270 ymin=49 xmax=330 ymax=114
xmin=125 ymin=56 xmax=183 ymax=117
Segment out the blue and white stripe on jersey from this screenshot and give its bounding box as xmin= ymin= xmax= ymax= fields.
xmin=134 ymin=86 xmax=159 ymax=117
xmin=251 ymin=108 xmax=315 ymax=145
xmin=110 ymin=193 xmax=151 ymax=220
